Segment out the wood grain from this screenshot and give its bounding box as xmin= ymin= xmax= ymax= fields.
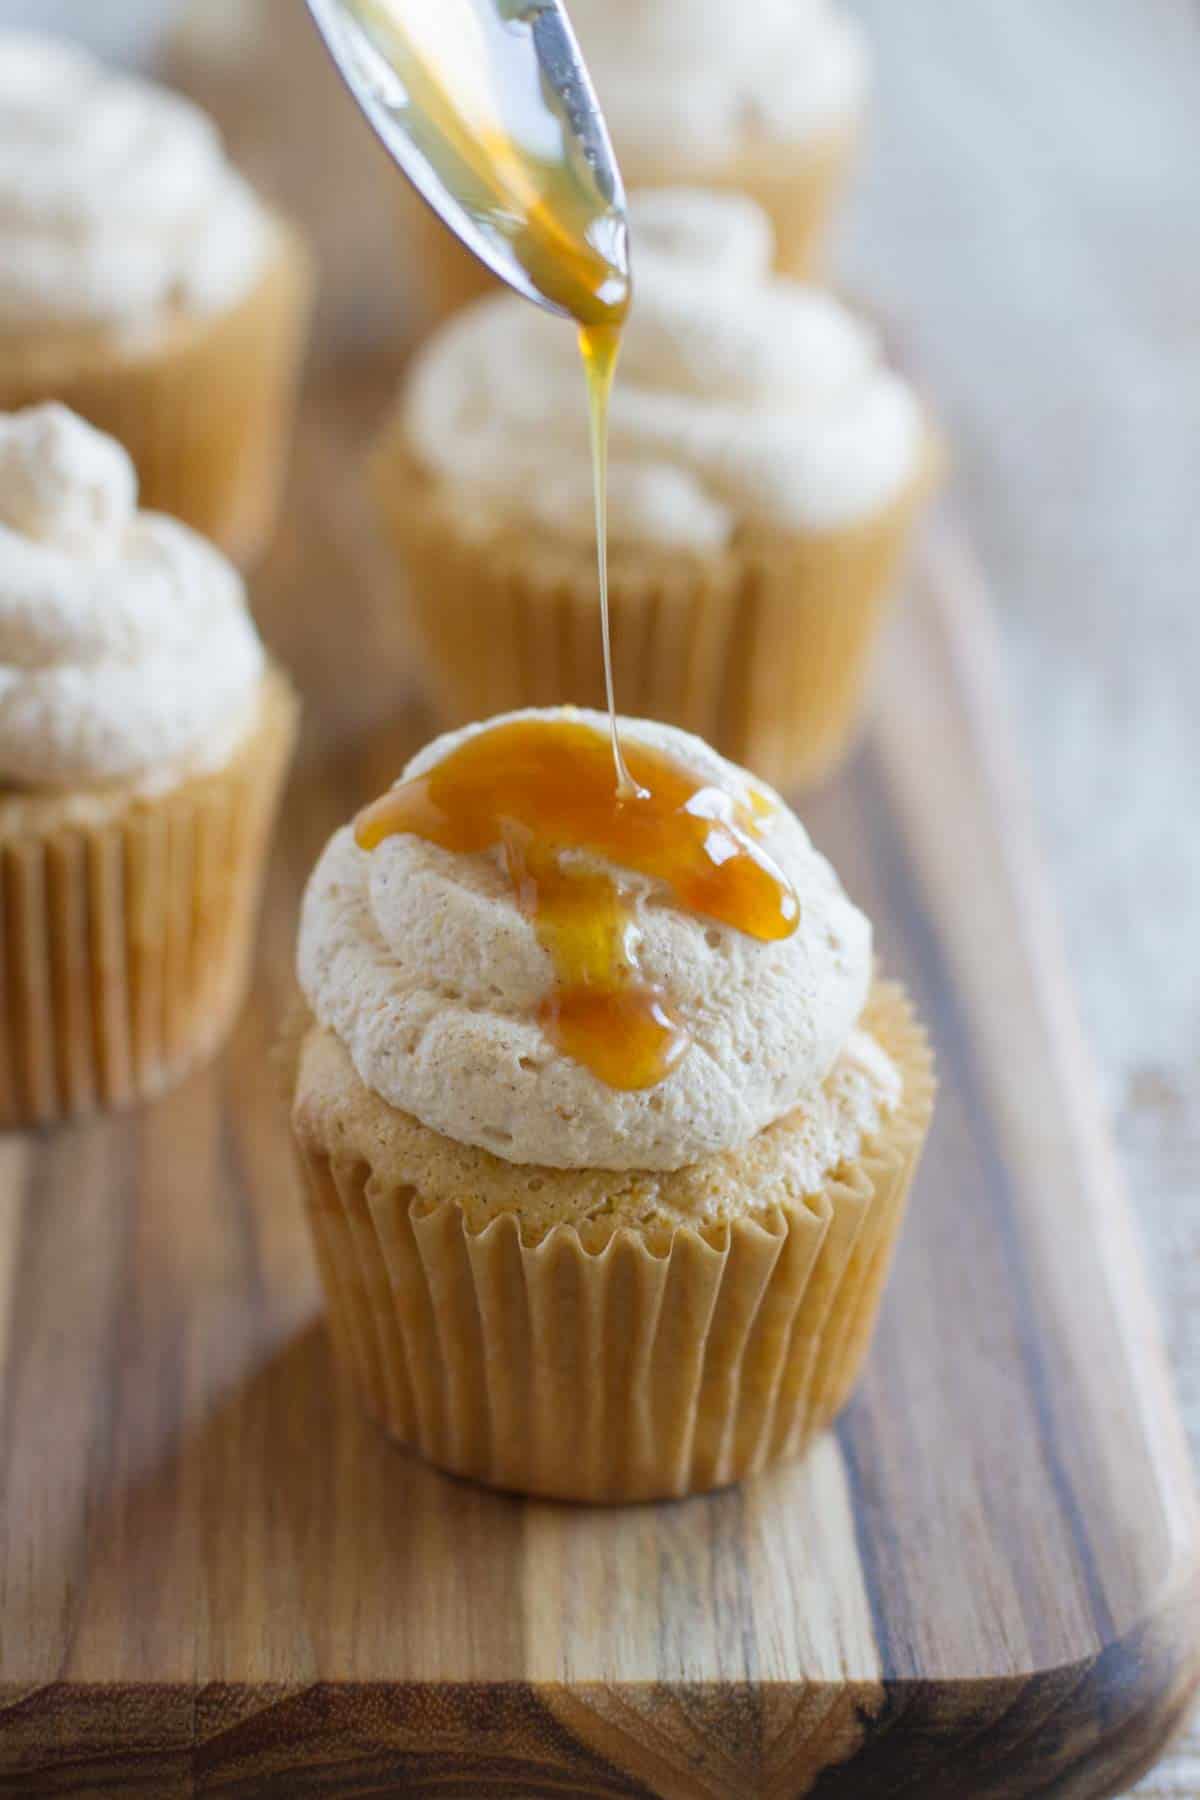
xmin=0 ymin=357 xmax=1195 ymax=1796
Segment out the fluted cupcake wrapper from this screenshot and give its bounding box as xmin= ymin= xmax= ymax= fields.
xmin=0 ymin=223 xmax=313 ymax=567
xmin=395 ymin=188 xmax=502 ymax=329
xmin=372 ymin=439 xmax=938 ymax=791
xmin=294 ymin=981 xmax=934 ymax=1503
xmin=0 ymin=671 xmax=297 ymax=1129
xmin=681 ymin=121 xmax=861 ymax=281
xmin=710 ymin=471 xmax=938 ymax=789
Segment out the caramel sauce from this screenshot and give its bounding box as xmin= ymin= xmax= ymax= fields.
xmin=577 ymin=319 xmax=634 ymax=792
xmin=343 ymin=5 xmax=799 ymax=1089
xmin=344 ymin=3 xmax=634 ymax=775
xmin=355 ymin=717 xmax=799 ymax=1090
xmin=342 ymin=1 xmax=629 ymax=324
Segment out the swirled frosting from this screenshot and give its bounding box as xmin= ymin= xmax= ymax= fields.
xmin=0 ymin=33 xmax=270 ymax=337
xmin=403 ymin=189 xmax=926 ymax=548
xmin=0 ymin=404 xmax=265 ymax=788
xmin=298 ymin=708 xmax=894 ymax=1172
xmin=569 ymin=0 xmax=868 ymax=168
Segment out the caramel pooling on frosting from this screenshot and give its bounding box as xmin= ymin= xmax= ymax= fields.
xmin=355 ymin=716 xmax=798 ymax=1090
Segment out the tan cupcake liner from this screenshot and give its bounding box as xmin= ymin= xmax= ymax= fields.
xmin=396 ymin=124 xmax=860 ymax=330
xmin=293 ymin=980 xmax=934 ymax=1503
xmin=395 ymin=189 xmax=502 ymax=329
xmin=0 ymin=221 xmax=313 ymax=567
xmin=0 ymin=670 xmax=297 ymax=1129
xmin=703 ymin=122 xmax=862 ymax=279
xmin=711 ymin=457 xmax=939 ymax=788
xmin=372 ymin=437 xmax=938 ymax=790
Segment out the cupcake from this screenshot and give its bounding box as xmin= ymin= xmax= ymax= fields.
xmin=404 ymin=0 xmax=868 ymax=323
xmin=0 ymin=404 xmax=297 ymax=1126
xmin=0 ymin=34 xmax=313 ymax=566
xmin=288 ymin=707 xmax=933 ymax=1502
xmin=373 ymin=190 xmax=939 ymax=789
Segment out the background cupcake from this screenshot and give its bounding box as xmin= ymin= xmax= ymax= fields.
xmin=403 ymin=0 xmax=868 ymax=323
xmin=288 ymin=708 xmax=933 ymax=1503
xmin=374 ymin=190 xmax=938 ymax=789
xmin=0 ymin=33 xmax=313 ymax=565
xmin=0 ymin=404 xmax=297 ymax=1126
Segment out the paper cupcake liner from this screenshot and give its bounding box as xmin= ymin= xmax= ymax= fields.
xmin=711 ymin=460 xmax=939 ymax=789
xmin=371 ymin=446 xmax=736 ymax=736
xmin=292 ymin=981 xmax=934 ymax=1503
xmin=372 ymin=437 xmax=937 ymax=790
xmin=0 ymin=670 xmax=297 ymax=1129
xmin=0 ymin=222 xmax=313 ymax=567
xmin=396 ymin=189 xmax=500 ymax=329
xmin=706 ymin=122 xmax=862 ymax=279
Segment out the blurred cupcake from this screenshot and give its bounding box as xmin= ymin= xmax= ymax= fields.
xmin=287 ymin=708 xmax=933 ymax=1502
xmin=0 ymin=34 xmax=313 ymax=565
xmin=373 ymin=191 xmax=938 ymax=789
xmin=404 ymin=0 xmax=868 ymax=322
xmin=0 ymin=404 xmax=297 ymax=1126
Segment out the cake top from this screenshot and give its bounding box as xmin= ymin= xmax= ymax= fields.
xmin=567 ymin=0 xmax=868 ymax=168
xmin=403 ymin=188 xmax=926 ymax=548
xmin=0 ymin=404 xmax=264 ymax=788
xmin=0 ymin=32 xmax=269 ymax=337
xmin=298 ymin=708 xmax=877 ymax=1171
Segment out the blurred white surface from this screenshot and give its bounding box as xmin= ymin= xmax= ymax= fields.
xmin=0 ymin=0 xmax=182 ymax=62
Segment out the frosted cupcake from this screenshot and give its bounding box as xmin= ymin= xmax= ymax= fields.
xmin=405 ymin=0 xmax=868 ymax=321
xmin=0 ymin=34 xmax=312 ymax=565
xmin=288 ymin=707 xmax=933 ymax=1502
xmin=0 ymin=405 xmax=297 ymax=1126
xmin=374 ymin=191 xmax=938 ymax=788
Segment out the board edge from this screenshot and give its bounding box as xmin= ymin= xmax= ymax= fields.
xmin=1 ymin=1560 xmax=1196 ymax=1800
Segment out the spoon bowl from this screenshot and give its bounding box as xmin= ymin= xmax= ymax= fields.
xmin=304 ymin=0 xmax=629 ymax=322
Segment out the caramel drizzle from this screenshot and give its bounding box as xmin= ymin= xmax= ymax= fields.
xmin=355 ymin=716 xmax=798 ymax=1091
xmin=349 ymin=0 xmax=635 ymax=784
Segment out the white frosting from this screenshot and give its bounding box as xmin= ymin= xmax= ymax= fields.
xmin=298 ymin=708 xmax=886 ymax=1172
xmin=569 ymin=0 xmax=868 ymax=168
xmin=0 ymin=34 xmax=270 ymax=337
xmin=404 ymin=189 xmax=926 ymax=546
xmin=0 ymin=405 xmax=265 ymax=788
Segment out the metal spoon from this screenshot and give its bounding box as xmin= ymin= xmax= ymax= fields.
xmin=303 ymin=0 xmax=629 ymax=321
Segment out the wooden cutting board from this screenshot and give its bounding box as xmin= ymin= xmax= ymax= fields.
xmin=0 ymin=358 xmax=1196 ymax=1799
